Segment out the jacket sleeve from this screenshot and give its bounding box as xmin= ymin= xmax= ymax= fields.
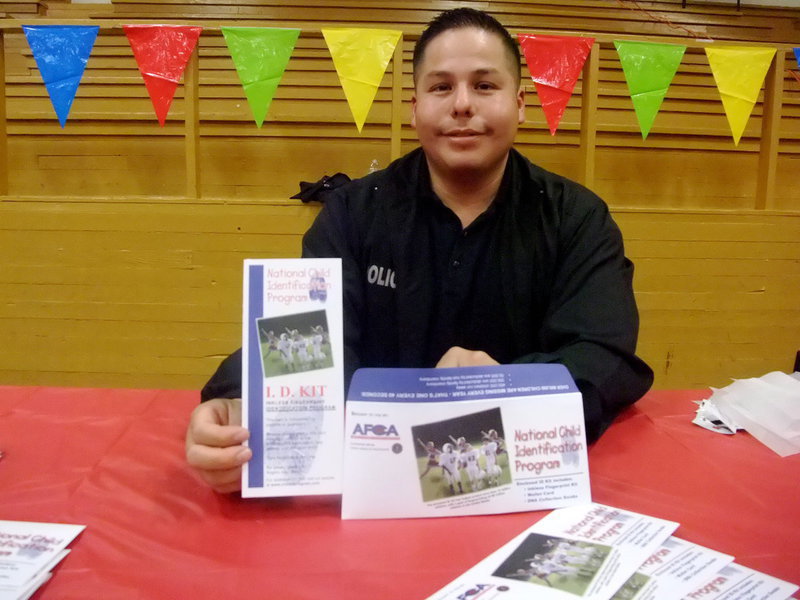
xmin=512 ymin=190 xmax=653 ymax=443
xmin=200 ymin=191 xmax=365 ymax=402
xmin=200 ymin=348 xmax=243 ymax=401
xmin=301 ymin=192 xmax=365 ymax=389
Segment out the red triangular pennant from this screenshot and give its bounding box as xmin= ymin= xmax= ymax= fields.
xmin=518 ymin=34 xmax=594 ymax=135
xmin=124 ymin=25 xmax=202 ymax=126
xmin=789 ymin=70 xmax=800 ymax=84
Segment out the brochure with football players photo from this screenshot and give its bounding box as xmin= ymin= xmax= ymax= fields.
xmin=241 ymin=258 xmax=344 ymax=498
xmin=341 ymin=364 xmax=590 ymax=519
xmin=426 ymin=503 xmax=679 ymax=600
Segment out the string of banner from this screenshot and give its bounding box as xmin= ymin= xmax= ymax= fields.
xmin=19 ymin=24 xmax=800 ymax=146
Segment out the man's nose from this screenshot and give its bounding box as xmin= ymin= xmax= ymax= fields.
xmin=451 ymin=83 xmax=473 ymax=116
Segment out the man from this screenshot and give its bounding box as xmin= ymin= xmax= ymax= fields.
xmin=186 ymin=8 xmax=653 ymax=493
xmin=437 ymin=442 xmax=463 ymax=496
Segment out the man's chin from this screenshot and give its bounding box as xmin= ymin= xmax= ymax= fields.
xmin=430 ymin=153 xmax=508 ymax=179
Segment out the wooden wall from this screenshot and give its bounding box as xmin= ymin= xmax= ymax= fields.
xmin=1 ymin=0 xmax=799 ymax=391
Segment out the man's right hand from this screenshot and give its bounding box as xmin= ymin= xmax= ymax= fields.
xmin=185 ymin=397 xmax=251 ymax=494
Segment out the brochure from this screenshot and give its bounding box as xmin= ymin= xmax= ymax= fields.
xmin=0 ymin=520 xmax=83 ymax=599
xmin=0 ymin=571 xmax=52 ymax=600
xmin=342 ymin=364 xmax=590 ymax=519
xmin=0 ymin=554 xmax=61 ymax=600
xmin=681 ymin=563 xmax=799 ymax=600
xmin=610 ymin=536 xmax=733 ymax=600
xmin=241 ymin=258 xmax=344 ymax=498
xmin=426 ymin=503 xmax=679 ymax=600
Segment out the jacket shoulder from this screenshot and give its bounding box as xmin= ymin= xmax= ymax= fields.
xmin=324 ymin=148 xmax=423 ymax=213
xmin=512 ymin=149 xmax=609 ymax=218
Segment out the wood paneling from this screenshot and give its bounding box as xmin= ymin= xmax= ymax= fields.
xmin=615 ymin=210 xmax=800 ymax=387
xmin=0 ymin=0 xmax=40 ymax=18
xmin=0 ymin=199 xmax=317 ymax=388
xmin=1 ymin=199 xmax=797 ymax=390
xmin=1 ymin=0 xmax=799 ymax=391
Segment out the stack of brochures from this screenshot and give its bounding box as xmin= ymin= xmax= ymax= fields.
xmin=694 ymin=371 xmax=800 ymax=456
xmin=426 ymin=502 xmax=798 ymax=600
xmin=0 ymin=520 xmax=85 ymax=600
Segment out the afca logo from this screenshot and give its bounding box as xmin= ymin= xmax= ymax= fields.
xmin=351 ymin=423 xmax=399 ymax=438
xmin=457 ymin=584 xmax=493 ymax=600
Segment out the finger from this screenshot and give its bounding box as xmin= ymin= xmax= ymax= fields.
xmin=437 ymin=347 xmax=499 ymax=367
xmin=191 ymin=421 xmax=250 ymax=448
xmin=190 ymin=397 xmax=243 ymax=429
xmin=201 ymin=466 xmax=245 ymax=494
xmin=187 ymin=400 xmax=248 ymax=448
xmin=436 ymin=346 xmax=462 ymax=368
xmin=186 ymin=442 xmax=252 ymax=472
xmin=212 ymin=478 xmax=243 ymax=495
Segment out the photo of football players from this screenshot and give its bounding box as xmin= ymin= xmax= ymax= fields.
xmin=416 ymin=439 xmax=442 ymax=479
xmin=411 ymin=407 xmax=511 ymax=502
xmin=437 ymin=442 xmax=464 ymax=495
xmin=256 ymin=309 xmax=333 ymax=378
xmin=493 ymin=533 xmax=610 ymax=595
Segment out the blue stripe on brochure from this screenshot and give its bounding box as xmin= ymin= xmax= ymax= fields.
xmin=247 ymin=264 xmax=264 ymax=488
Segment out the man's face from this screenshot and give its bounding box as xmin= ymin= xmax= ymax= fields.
xmin=411 ymin=27 xmax=525 ymax=179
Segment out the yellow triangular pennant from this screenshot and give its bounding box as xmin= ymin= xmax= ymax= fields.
xmin=322 ymin=28 xmax=401 ymax=132
xmin=705 ymin=46 xmax=776 ymax=146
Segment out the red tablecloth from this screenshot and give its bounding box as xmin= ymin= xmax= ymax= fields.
xmin=1 ymin=386 xmax=798 ymax=599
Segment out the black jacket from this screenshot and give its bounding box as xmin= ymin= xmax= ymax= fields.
xmin=202 ymin=148 xmax=653 ymax=443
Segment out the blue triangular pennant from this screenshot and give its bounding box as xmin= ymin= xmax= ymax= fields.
xmin=22 ymin=25 xmax=99 ymax=127
xmin=794 ymin=47 xmax=800 ymax=68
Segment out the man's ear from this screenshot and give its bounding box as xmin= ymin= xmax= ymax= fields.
xmin=410 ymin=94 xmax=417 ymax=129
xmin=517 ymin=87 xmax=526 ymax=124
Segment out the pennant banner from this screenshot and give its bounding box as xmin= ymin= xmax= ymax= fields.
xmin=322 ymin=28 xmax=401 ymax=132
xmin=124 ymin=25 xmax=203 ymax=126
xmin=517 ymin=34 xmax=594 ymax=135
xmin=221 ymin=27 xmax=300 ymax=128
xmin=705 ymin=46 xmax=776 ymax=146
xmin=614 ymin=41 xmax=686 ymax=139
xmin=22 ymin=25 xmax=99 ymax=128
xmin=16 ymin=23 xmax=790 ymax=149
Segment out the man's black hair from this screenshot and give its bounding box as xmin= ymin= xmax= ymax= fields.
xmin=412 ymin=8 xmax=521 ymax=84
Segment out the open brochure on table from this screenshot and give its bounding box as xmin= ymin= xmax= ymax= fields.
xmin=679 ymin=563 xmax=799 ymax=600
xmin=241 ymin=258 xmax=344 ymax=498
xmin=426 ymin=503 xmax=798 ymax=600
xmin=342 ymin=364 xmax=590 ymax=519
xmin=427 ymin=503 xmax=679 ymax=600
xmin=0 ymin=520 xmax=84 ymax=600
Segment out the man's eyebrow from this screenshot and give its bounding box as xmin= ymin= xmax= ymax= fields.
xmin=421 ymin=67 xmax=502 ymax=79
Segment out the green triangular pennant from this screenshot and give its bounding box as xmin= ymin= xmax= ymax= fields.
xmin=614 ymin=41 xmax=686 ymax=139
xmin=221 ymin=27 xmax=300 ymax=128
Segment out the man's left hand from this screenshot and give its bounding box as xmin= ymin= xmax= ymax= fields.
xmin=436 ymin=346 xmax=499 ymax=368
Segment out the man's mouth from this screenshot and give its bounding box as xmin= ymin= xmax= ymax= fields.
xmin=444 ymin=129 xmax=482 ymax=137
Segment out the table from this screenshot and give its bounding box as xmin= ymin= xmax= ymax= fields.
xmin=1 ymin=386 xmax=798 ymax=599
